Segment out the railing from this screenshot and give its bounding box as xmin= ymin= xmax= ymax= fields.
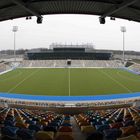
xmin=0 ymin=97 xmax=137 ymax=108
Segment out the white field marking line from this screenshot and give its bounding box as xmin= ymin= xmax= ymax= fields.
xmin=68 ymin=68 xmax=71 ymax=96
xmin=0 ymin=69 xmax=13 ymax=76
xmin=7 ymin=69 xmax=40 ymax=93
xmin=0 ymin=70 xmax=23 ymax=82
xmin=117 ymin=71 xmax=140 ymax=82
xmin=99 ymin=69 xmax=132 ymax=93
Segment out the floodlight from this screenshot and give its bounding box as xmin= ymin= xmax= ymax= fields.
xmin=121 ymin=26 xmax=126 ymax=32
xmin=12 ymin=26 xmax=18 ymax=32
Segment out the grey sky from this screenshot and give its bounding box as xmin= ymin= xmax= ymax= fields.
xmin=0 ymin=14 xmax=140 ymax=51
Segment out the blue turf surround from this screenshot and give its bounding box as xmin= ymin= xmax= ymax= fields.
xmin=0 ymin=92 xmax=140 ymax=101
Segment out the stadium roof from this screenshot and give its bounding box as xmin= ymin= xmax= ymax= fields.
xmin=1 ymin=0 xmax=140 ymax=24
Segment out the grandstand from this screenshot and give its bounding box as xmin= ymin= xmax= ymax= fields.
xmin=26 ymin=45 xmax=112 ymax=60
xmin=128 ymin=63 xmax=140 ymax=74
xmin=21 ymin=60 xmax=123 ymax=68
xmin=1 ymin=106 xmax=140 ymax=140
xmin=0 ymin=61 xmax=12 ymax=73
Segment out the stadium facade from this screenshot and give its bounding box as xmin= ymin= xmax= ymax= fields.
xmin=26 ymin=44 xmax=112 ymax=60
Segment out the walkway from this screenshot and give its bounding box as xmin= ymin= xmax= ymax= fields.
xmin=70 ymin=116 xmax=86 ymax=140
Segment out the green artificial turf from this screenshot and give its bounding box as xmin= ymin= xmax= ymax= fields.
xmin=0 ymin=68 xmax=140 ymax=96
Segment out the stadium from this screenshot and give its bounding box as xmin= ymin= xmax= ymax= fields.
xmin=0 ymin=1 xmax=140 ymax=140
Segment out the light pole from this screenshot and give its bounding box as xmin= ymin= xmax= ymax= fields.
xmin=12 ymin=26 xmax=18 ymax=62
xmin=120 ymin=26 xmax=126 ymax=65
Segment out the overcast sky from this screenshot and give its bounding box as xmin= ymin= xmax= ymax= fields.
xmin=0 ymin=14 xmax=140 ymax=51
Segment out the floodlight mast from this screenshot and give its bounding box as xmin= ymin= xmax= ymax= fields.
xmin=12 ymin=26 xmax=18 ymax=62
xmin=120 ymin=26 xmax=126 ymax=66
